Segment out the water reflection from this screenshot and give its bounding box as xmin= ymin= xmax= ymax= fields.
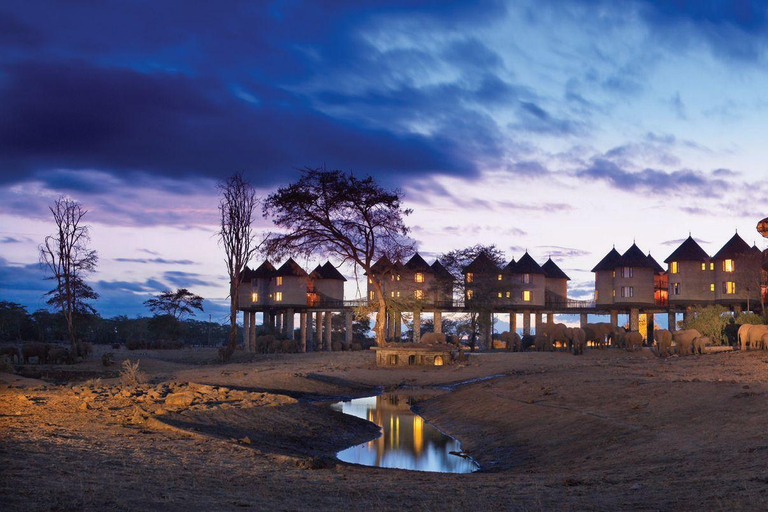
xmin=332 ymin=394 xmax=478 ymax=473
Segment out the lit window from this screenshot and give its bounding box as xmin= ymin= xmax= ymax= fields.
xmin=466 ymin=289 xmax=474 ymax=300
xmin=415 ymin=272 xmax=424 ymax=283
xmin=466 ymin=273 xmax=474 ymax=283
xmin=522 ymin=273 xmax=530 ymax=284
xmin=621 ymin=267 xmax=633 ymax=278
xmin=275 ymin=292 xmax=283 ymax=302
xmin=368 ymin=278 xmax=372 ymax=284
xmin=710 ymin=262 xmax=714 ymax=270
xmin=620 ymin=286 xmax=634 ymax=298
xmin=369 ymin=291 xmax=375 ymax=299
xmin=415 ymin=289 xmax=424 ymax=300
xmin=506 ymin=291 xmax=511 ymax=298
xmin=670 ymin=262 xmax=679 ymax=274
xmin=612 ymin=289 xmax=616 ymax=297
xmin=595 ymin=290 xmax=599 ymax=301
xmin=396 ymin=274 xmax=401 ymax=281
xmin=723 ymin=259 xmax=735 ymax=272
xmin=390 ymin=275 xmax=395 ymax=281
xmin=497 ymin=292 xmax=502 ymax=298
xmin=724 ymin=281 xmax=736 ymax=294
xmin=671 ymin=283 xmax=680 ymax=295
xmin=522 ymin=290 xmax=531 ymax=302
xmin=276 ymin=276 xmax=283 ymax=286
xmin=710 ymin=283 xmax=715 ymax=292
xmin=396 ymin=291 xmax=400 ymax=298
xmin=700 ymin=262 xmax=706 ymax=271
xmin=497 ymin=274 xmax=503 ymax=281
xmin=390 ymin=291 xmax=395 ymax=298
xmin=251 ymin=293 xmax=258 ymax=302
xmin=612 ymin=270 xmax=616 ymax=278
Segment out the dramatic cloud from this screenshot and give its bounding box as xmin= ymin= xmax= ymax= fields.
xmin=114 ymin=258 xmax=196 ymax=265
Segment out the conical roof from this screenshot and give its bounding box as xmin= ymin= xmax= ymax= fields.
xmin=430 ymin=259 xmax=454 ymax=281
xmin=619 ymin=244 xmax=655 ymax=268
xmin=646 ymin=253 xmax=665 ymax=274
xmin=463 ymin=252 xmax=501 ymax=274
xmin=512 ymin=252 xmax=545 ymax=274
xmin=664 ymin=236 xmax=709 ymax=263
xmin=319 ymin=261 xmax=346 ymax=281
xmin=369 ymin=255 xmax=395 ymax=274
xmin=591 ymin=248 xmax=621 ymax=272
xmin=712 ymin=233 xmax=751 ymax=260
xmin=252 ymin=260 xmax=276 ymax=278
xmin=275 ymin=258 xmax=308 ymax=277
xmin=239 ymin=265 xmax=257 ymax=283
xmin=542 ymin=258 xmax=570 ymax=280
xmin=404 ymin=252 xmax=432 ymax=272
xmin=504 ymin=258 xmax=517 ymax=273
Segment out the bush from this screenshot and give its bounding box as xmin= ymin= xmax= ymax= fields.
xmin=119 ymin=360 xmax=145 ymax=386
xmin=682 ymin=305 xmax=730 ymax=345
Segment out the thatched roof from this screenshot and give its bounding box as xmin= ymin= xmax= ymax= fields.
xmin=504 ymin=258 xmax=517 ymax=273
xmin=646 ymin=253 xmax=665 ymax=274
xmin=463 ymin=252 xmax=501 ymax=274
xmin=664 ymin=235 xmax=709 ymax=263
xmin=592 ymin=247 xmax=621 ymax=272
xmin=316 ymin=261 xmax=346 ymax=281
xmin=541 ymin=258 xmax=570 ymax=280
xmin=430 ymin=259 xmax=454 ymax=281
xmin=512 ymin=252 xmax=545 ymax=274
xmin=712 ymin=233 xmax=751 ymax=260
xmin=618 ymin=244 xmax=655 ymax=268
xmin=275 ymin=258 xmax=308 ymax=277
xmin=251 ymin=260 xmax=277 ymax=279
xmin=404 ymin=252 xmax=432 ymax=272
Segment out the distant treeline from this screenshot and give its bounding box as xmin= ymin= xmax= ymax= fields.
xmin=0 ymin=301 xmax=232 ymax=346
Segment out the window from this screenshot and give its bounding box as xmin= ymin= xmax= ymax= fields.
xmin=710 ymin=283 xmax=715 ymax=292
xmin=497 ymin=292 xmax=502 ymax=298
xmin=612 ymin=270 xmax=616 ymax=278
xmin=369 ymin=291 xmax=375 ymax=300
xmin=506 ymin=291 xmax=511 ymax=298
xmin=701 ymin=262 xmax=706 ymax=271
xmin=396 ymin=274 xmax=401 ymax=281
xmin=415 ymin=272 xmax=424 ymax=283
xmin=497 ymin=274 xmax=503 ymax=281
xmin=390 ymin=275 xmax=395 ymax=281
xmin=388 ymin=354 xmax=398 ymax=365
xmin=466 ymin=289 xmax=474 ymax=300
xmin=434 ymin=355 xmax=444 ymax=366
xmin=522 ymin=273 xmax=531 ymax=284
xmin=251 ymin=293 xmax=258 ymax=302
xmin=671 ymin=262 xmax=679 ymax=274
xmin=723 ymin=281 xmax=736 ymax=294
xmin=275 ymin=292 xmax=283 ymax=302
xmin=621 ymin=267 xmax=633 ymax=278
xmin=466 ymin=273 xmax=474 ymax=283
xmin=408 ymin=355 xmax=416 ymax=365
xmin=276 ymin=276 xmax=283 ymax=286
xmin=368 ymin=278 xmax=372 ymax=284
xmin=612 ymin=289 xmax=616 ymax=297
xmin=522 ymin=290 xmax=531 ymax=302
xmin=595 ymin=290 xmax=599 ymax=301
xmin=390 ymin=291 xmax=400 ymax=298
xmin=671 ymin=283 xmax=680 ymax=295
xmin=390 ymin=291 xmax=394 ymax=298
xmin=621 ymin=286 xmax=634 ymax=298
xmin=415 ymin=289 xmax=424 ymax=300
xmin=710 ymin=262 xmax=714 ymax=270
xmin=723 ymin=259 xmax=735 ymax=272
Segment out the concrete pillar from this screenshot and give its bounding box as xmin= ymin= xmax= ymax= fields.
xmin=299 ymin=312 xmax=307 ymax=352
xmin=285 ymin=309 xmax=294 ymax=339
xmin=629 ymin=308 xmax=640 ymax=332
xmin=547 ymin=313 xmax=554 ymax=324
xmin=250 ymin=312 xmax=257 ymax=351
xmin=580 ymin=313 xmax=588 ymax=329
xmin=668 ymin=311 xmax=677 ymax=332
xmin=535 ymin=313 xmax=543 ymax=331
xmin=345 ymin=311 xmax=353 ymax=345
xmin=394 ymin=312 xmax=402 ymax=340
xmin=523 ymin=312 xmax=531 ymax=335
xmin=315 ymin=312 xmax=323 ymax=351
xmin=478 ymin=311 xmax=491 ymax=350
xmin=277 ymin=313 xmax=285 ymax=335
xmin=646 ymin=314 xmax=654 ymax=344
xmin=413 ymin=310 xmax=421 ymax=343
xmin=433 ymin=311 xmax=442 ymax=334
xmin=263 ymin=311 xmax=271 ymax=333
xmin=324 ymin=311 xmax=332 ymax=350
xmin=610 ymin=310 xmax=618 ymax=327
xmin=509 ymin=312 xmax=517 ymax=335
xmin=243 ymin=310 xmax=250 ymax=351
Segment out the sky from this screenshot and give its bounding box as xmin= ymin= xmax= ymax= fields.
xmin=1 ymin=0 xmax=767 ymax=323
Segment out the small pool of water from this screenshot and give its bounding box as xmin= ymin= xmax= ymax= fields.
xmin=332 ymin=394 xmax=479 ymax=473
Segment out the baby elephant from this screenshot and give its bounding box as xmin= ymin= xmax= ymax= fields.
xmin=623 ymin=331 xmax=643 ymax=352
xmin=47 ymin=346 xmax=71 ymax=365
xmin=692 ymin=336 xmax=711 ymax=355
xmin=654 ymin=329 xmax=673 ymax=357
xmin=534 ymin=333 xmax=553 ymax=352
xmin=673 ymin=329 xmax=701 ymax=356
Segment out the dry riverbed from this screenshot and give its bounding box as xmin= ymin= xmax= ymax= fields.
xmin=3 ymin=347 xmax=768 ymax=511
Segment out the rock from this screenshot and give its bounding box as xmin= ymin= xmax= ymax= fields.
xmin=239 ymin=436 xmax=251 ymax=445
xmin=153 ymin=408 xmax=167 ymax=416
xmin=164 ymin=391 xmax=195 ymax=408
xmin=79 ymin=402 xmax=90 ymax=410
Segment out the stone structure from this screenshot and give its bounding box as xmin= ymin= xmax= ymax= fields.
xmin=373 ymin=344 xmax=456 ymax=367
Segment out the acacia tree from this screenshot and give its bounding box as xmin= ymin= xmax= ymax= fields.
xmin=262 ymin=167 xmax=414 ymax=346
xmin=39 ymin=197 xmax=99 ymax=352
xmin=734 ymin=249 xmax=767 ymax=316
xmin=144 ymin=289 xmax=204 ymax=320
xmin=440 ymin=244 xmax=506 ymax=350
xmin=217 ymin=173 xmax=260 ymax=358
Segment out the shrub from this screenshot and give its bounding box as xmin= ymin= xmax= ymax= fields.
xmin=119 ymin=360 xmax=146 ymax=386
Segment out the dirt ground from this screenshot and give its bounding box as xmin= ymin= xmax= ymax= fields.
xmin=3 ymin=345 xmax=768 ymax=511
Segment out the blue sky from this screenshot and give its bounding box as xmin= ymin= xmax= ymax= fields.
xmin=1 ymin=1 xmax=767 ymax=321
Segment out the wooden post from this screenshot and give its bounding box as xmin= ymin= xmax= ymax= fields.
xmin=580 ymin=313 xmax=588 ymax=329
xmin=394 ymin=312 xmax=402 ymax=340
xmin=547 ymin=313 xmax=554 ymax=324
xmin=610 ymin=310 xmax=618 ymax=327
xmin=250 ymin=312 xmax=256 ymax=351
xmin=243 ymin=310 xmax=250 ymax=352
xmin=299 ymin=312 xmax=307 ymax=352
xmin=629 ymin=308 xmax=640 ymax=332
xmin=315 ymin=311 xmax=323 ymax=351
xmin=668 ymin=310 xmax=677 ymax=332
xmin=535 ymin=312 xmax=543 ymax=331
xmin=646 ymin=313 xmax=654 ymax=344
xmin=345 ymin=311 xmax=353 ymax=345
xmin=523 ymin=312 xmax=531 ymax=335
xmin=433 ymin=311 xmax=442 ymax=334
xmin=285 ymin=309 xmax=294 ymax=340
xmin=683 ymin=307 xmax=693 ymax=326
xmin=413 ymin=310 xmax=421 ymax=343
xmin=324 ymin=311 xmax=332 ymax=350
xmin=509 ymin=312 xmax=517 ymax=335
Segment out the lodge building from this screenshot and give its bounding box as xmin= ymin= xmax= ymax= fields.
xmin=237 ymin=231 xmax=767 ymax=351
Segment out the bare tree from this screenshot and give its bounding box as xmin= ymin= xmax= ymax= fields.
xmin=735 ymin=249 xmax=767 ymax=316
xmin=262 ymin=167 xmax=414 ymax=346
xmin=217 ymin=173 xmax=260 ymax=359
xmin=39 ymin=197 xmax=99 ymax=353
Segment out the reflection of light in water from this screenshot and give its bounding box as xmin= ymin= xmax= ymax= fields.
xmin=332 ymin=395 xmax=478 ymax=474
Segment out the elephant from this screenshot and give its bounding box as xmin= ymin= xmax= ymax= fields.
xmin=521 ymin=334 xmax=536 ymax=351
xmin=570 ymin=328 xmax=587 ymax=355
xmin=22 ymin=342 xmax=50 ymax=364
xmin=762 ymin=333 xmax=768 ymax=352
xmin=420 ymin=332 xmax=447 ymax=345
xmin=744 ymin=325 xmax=768 ymax=351
xmin=654 ymin=329 xmax=673 ymax=357
xmin=619 ymin=331 xmax=643 ymax=352
xmin=498 ymin=331 xmax=522 ymax=352
xmin=47 ymin=346 xmax=71 ymax=365
xmin=673 ymin=329 xmax=701 ymax=356
xmin=445 ymin=334 xmax=462 ymax=346
xmin=538 ymin=323 xmax=569 ymax=349
xmin=738 ymin=324 xmax=754 ymax=350
xmin=0 ymin=346 xmax=20 ymax=364
xmin=692 ymin=336 xmax=711 ymax=355
xmin=534 ymin=333 xmax=553 ymax=352
xmin=584 ymin=323 xmax=617 ymax=348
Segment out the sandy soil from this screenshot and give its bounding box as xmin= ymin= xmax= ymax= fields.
xmin=2 ymin=346 xmax=768 ymax=511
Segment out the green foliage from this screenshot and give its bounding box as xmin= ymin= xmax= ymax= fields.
xmin=734 ymin=312 xmax=766 ymax=325
xmin=0 ymin=301 xmax=36 ymax=341
xmin=143 ymin=289 xmax=204 ymax=320
xmin=681 ymin=305 xmax=730 ymax=345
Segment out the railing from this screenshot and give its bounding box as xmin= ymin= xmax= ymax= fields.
xmin=545 ymin=297 xmax=596 ymax=310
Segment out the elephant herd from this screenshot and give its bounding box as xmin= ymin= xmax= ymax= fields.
xmin=0 ymin=342 xmax=92 ymax=365
xmin=738 ymin=324 xmax=768 ymax=351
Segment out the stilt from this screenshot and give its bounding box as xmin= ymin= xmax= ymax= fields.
xmin=547 ymin=313 xmax=554 ymax=324
xmin=509 ymin=312 xmax=517 ymax=334
xmin=683 ymin=308 xmax=693 ymax=326
xmin=285 ymin=308 xmax=294 ymax=339
xmin=299 ymin=312 xmax=307 ymax=352
xmin=315 ymin=312 xmax=323 ymax=351
xmin=523 ymin=312 xmax=531 ymax=335
xmin=668 ymin=310 xmax=677 ymax=332
xmin=413 ymin=310 xmax=421 ymax=342
xmin=433 ymin=311 xmax=442 ymax=334
xmin=535 ymin=313 xmax=543 ymax=331
xmin=345 ymin=311 xmax=353 ymax=345
xmin=629 ymin=308 xmax=640 ymax=332
xmin=610 ymin=310 xmax=618 ymax=327
xmin=580 ymin=313 xmax=588 ymax=329
xmin=646 ymin=313 xmax=654 ymax=344
xmin=324 ymin=311 xmax=332 ymax=350
xmin=243 ymin=310 xmax=250 ymax=352
xmin=394 ymin=312 xmax=402 ymax=340
xmin=250 ymin=312 xmax=256 ymax=351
